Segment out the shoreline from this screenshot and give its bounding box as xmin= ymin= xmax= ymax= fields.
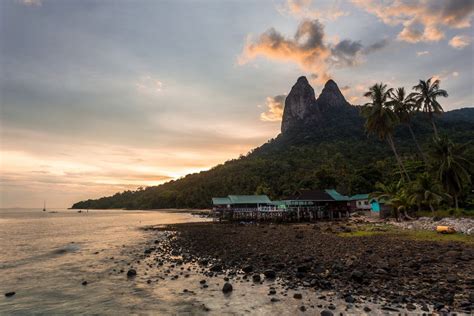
xmin=144 ymin=220 xmax=474 ymax=314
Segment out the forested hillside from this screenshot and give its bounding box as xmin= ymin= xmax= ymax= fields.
xmin=71 ymin=106 xmax=474 ymax=210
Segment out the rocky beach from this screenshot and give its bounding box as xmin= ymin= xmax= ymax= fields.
xmin=140 ymin=220 xmax=474 ymax=315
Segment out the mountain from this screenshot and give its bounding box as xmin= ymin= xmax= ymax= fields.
xmin=71 ymin=77 xmax=474 ymax=210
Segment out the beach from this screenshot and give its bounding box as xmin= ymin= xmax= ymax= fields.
xmin=2 ymin=209 xmax=473 ymax=315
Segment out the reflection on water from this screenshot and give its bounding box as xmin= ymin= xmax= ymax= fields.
xmin=0 ymin=209 xmax=207 ymax=314
xmin=0 ymin=209 xmax=374 ymax=315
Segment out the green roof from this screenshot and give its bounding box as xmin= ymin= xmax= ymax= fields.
xmin=228 ymin=195 xmax=271 ymax=204
xmin=212 ymin=197 xmax=231 ymax=205
xmin=325 ymin=189 xmax=349 ymax=201
xmin=350 ymin=194 xmax=370 ymax=201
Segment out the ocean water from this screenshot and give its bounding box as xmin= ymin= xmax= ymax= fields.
xmin=0 ymin=209 xmax=208 ymax=315
xmin=0 ymin=209 xmax=375 ymax=315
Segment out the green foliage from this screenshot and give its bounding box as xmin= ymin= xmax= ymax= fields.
xmin=71 ymin=108 xmax=474 ymax=211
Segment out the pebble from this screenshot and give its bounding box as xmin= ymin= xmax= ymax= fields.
xmin=4 ymin=292 xmax=15 ymax=297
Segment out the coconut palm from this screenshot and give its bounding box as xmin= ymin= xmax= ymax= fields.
xmin=370 ymin=181 xmax=412 ymax=220
xmin=362 ymin=83 xmax=410 ymax=181
xmin=410 ymin=78 xmax=448 ymax=139
xmin=431 ymin=136 xmax=472 ymax=210
xmin=388 ymin=87 xmax=426 ymax=163
xmin=409 ymin=172 xmax=445 ymax=216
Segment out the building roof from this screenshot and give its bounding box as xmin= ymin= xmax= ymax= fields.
xmin=212 ymin=197 xmax=231 ymax=205
xmin=350 ymin=194 xmax=370 ymax=201
xmin=228 ymin=195 xmax=271 ymax=204
xmin=283 ymin=189 xmax=349 ymax=202
xmin=325 ymin=189 xmax=350 ymax=201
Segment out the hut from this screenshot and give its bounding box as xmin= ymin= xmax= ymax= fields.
xmin=212 ymin=195 xmax=273 ymax=220
xmin=349 ymin=194 xmax=370 ymax=212
xmin=369 ymin=197 xmax=392 ymax=218
xmin=282 ymin=189 xmax=350 ymax=220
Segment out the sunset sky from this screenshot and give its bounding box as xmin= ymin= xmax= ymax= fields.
xmin=1 ymin=0 xmax=473 ymax=208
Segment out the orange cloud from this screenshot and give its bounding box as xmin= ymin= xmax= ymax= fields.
xmin=280 ymin=0 xmax=349 ymax=21
xmin=260 ymin=95 xmax=286 ymax=122
xmin=449 ymin=35 xmax=471 ymax=49
xmin=351 ymin=0 xmax=474 ymax=43
xmin=239 ymin=20 xmax=387 ymax=85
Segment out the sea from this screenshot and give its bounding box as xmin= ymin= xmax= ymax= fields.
xmin=0 ymin=208 xmax=323 ymax=315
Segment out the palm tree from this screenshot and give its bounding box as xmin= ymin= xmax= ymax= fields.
xmin=362 ymin=83 xmax=411 ymax=181
xmin=409 ymin=172 xmax=445 ymax=216
xmin=371 ymin=181 xmax=412 ymax=220
xmin=370 ymin=181 xmax=402 ymax=219
xmin=410 ymin=78 xmax=448 ymax=139
xmin=388 ymin=87 xmax=427 ymax=163
xmin=431 ymin=136 xmax=472 ymax=210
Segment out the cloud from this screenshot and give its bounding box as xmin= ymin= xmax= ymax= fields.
xmin=449 ymin=35 xmax=471 ymax=49
xmin=280 ymin=0 xmax=349 ymax=21
xmin=136 ymin=75 xmax=163 ymax=94
xmin=416 ymin=50 xmax=430 ymax=56
xmin=239 ymin=19 xmax=388 ymax=84
xmin=18 ymin=0 xmax=41 ymax=6
xmin=260 ymin=95 xmax=286 ymax=122
xmin=351 ymin=0 xmax=474 ymax=43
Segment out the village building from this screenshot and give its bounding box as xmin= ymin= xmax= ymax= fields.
xmin=212 ymin=189 xmax=354 ymax=221
xmin=349 ymin=194 xmax=371 ymax=211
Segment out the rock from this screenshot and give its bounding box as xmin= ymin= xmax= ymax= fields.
xmin=271 ymin=297 xmax=280 ymax=302
xmin=252 ymin=274 xmax=261 ymax=282
xmin=4 ymin=292 xmax=15 ymax=297
xmin=299 ymin=305 xmax=306 ymax=312
xmin=297 ymin=265 xmax=308 ymax=273
xmin=242 ymin=265 xmax=253 ymax=273
xmin=210 ymin=264 xmax=222 ymax=272
xmin=264 ymin=270 xmax=276 ymax=279
xmin=81 ymin=281 xmax=88 ymax=286
xmin=328 ymin=304 xmax=336 ymax=310
xmin=127 ymin=269 xmax=137 ymax=278
xmin=420 ymin=303 xmax=429 ymax=312
xmin=363 ymin=306 xmax=371 ymax=312
xmin=293 ymin=293 xmax=303 ymax=299
xmin=199 ymin=279 xmax=207 ymax=284
xmin=406 ymin=303 xmax=416 ymax=310
xmin=281 ymin=76 xmax=316 ymax=133
xmin=344 ymin=295 xmax=355 ymax=303
xmin=222 ymin=282 xmax=233 ymax=293
xmin=320 ymin=310 xmax=333 ymax=316
xmin=268 ymin=289 xmax=277 ymax=295
xmin=350 ymin=270 xmax=364 ymax=283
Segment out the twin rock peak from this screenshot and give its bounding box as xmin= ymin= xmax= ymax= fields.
xmin=281 ymin=76 xmax=350 ymax=133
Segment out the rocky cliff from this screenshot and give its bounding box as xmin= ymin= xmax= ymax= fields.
xmin=281 ymin=77 xmax=351 ymax=133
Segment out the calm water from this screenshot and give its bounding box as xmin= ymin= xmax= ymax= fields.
xmin=0 ymin=209 xmax=379 ymax=315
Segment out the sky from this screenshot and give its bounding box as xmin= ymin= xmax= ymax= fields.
xmin=1 ymin=0 xmax=473 ymax=208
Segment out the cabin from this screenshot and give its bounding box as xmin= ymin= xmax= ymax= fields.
xmin=349 ymin=194 xmax=371 ymax=211
xmin=212 ymin=195 xmax=273 ymax=220
xmin=369 ymin=197 xmax=392 ymax=218
xmin=282 ymin=189 xmax=351 ymax=220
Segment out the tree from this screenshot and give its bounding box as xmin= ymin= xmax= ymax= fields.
xmin=410 ymin=78 xmax=448 ymax=139
xmin=370 ymin=181 xmax=405 ymax=220
xmin=430 ymin=136 xmax=472 ymax=210
xmin=362 ymin=83 xmax=411 ymax=181
xmin=409 ymin=172 xmax=445 ymax=216
xmin=388 ymin=87 xmax=426 ymax=163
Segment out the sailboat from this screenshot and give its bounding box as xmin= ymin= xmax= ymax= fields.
xmin=43 ymin=200 xmax=46 ymax=212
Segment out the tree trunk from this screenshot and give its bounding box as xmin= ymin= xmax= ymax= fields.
xmin=454 ymin=194 xmax=459 ymax=211
xmin=429 ymin=203 xmax=435 ymax=217
xmin=387 ymin=135 xmax=411 ymax=181
xmin=407 ymin=123 xmax=427 ymax=164
xmin=429 ymin=112 xmax=439 ymax=139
